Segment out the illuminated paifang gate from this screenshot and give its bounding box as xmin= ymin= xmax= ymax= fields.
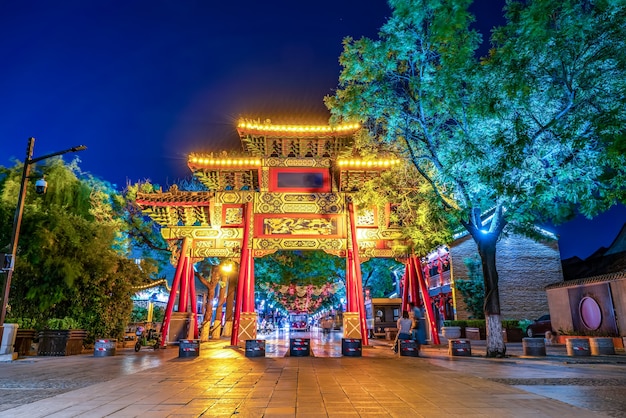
xmin=136 ymin=119 xmax=440 ymax=348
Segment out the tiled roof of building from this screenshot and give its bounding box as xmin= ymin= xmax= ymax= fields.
xmin=561 ymin=223 xmax=626 ymax=280
xmin=546 ymin=270 xmax=626 ymax=290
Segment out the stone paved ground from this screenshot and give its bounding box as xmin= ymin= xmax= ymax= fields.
xmin=0 ymin=331 xmax=625 ymax=417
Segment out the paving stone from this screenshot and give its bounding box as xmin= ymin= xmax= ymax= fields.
xmin=0 ymin=332 xmax=624 ymax=417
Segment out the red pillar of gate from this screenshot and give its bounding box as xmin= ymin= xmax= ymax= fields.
xmin=401 ymin=263 xmax=410 ymax=313
xmin=161 ymin=237 xmax=190 ymax=347
xmin=243 ymin=248 xmax=255 ymax=312
xmin=411 ymin=255 xmax=440 ymax=344
xmin=409 ymin=260 xmax=420 ymax=306
xmin=189 ymin=264 xmax=199 ymax=339
xmin=352 ymin=254 xmax=368 ymax=346
xmin=347 ymin=201 xmax=368 ymax=346
xmin=231 ymin=202 xmax=252 ymax=346
xmin=178 ymin=257 xmax=190 ymax=312
xmin=345 ymin=251 xmax=357 ymax=312
xmin=231 ymin=254 xmax=247 ymax=346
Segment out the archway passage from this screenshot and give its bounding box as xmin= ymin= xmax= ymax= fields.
xmin=254 ymin=250 xmax=345 ymax=317
xmin=135 ymin=119 xmax=438 ymax=348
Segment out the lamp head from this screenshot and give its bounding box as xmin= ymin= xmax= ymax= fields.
xmin=35 ymin=177 xmax=48 ymax=194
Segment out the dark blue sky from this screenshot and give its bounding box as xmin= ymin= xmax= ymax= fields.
xmin=1 ymin=0 xmax=623 ymax=260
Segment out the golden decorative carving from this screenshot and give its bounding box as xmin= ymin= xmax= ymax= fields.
xmin=195 ymin=240 xmax=215 ymax=248
xmin=282 ymin=204 xmax=318 ymax=213
xmin=254 ymin=238 xmax=346 ymax=251
xmin=252 ymin=249 xmax=278 ymax=258
xmin=223 ymin=240 xmax=242 ymax=248
xmin=254 ymin=192 xmax=344 ymax=215
xmin=357 ymin=208 xmax=375 ymax=226
xmin=161 ymin=226 xmax=241 ymax=241
xmin=224 ymin=207 xmax=244 ymax=225
xmin=263 ymin=217 xmax=336 ymax=236
xmin=220 ymin=192 xmax=242 ymax=204
xmin=192 ymin=248 xmax=236 ymax=258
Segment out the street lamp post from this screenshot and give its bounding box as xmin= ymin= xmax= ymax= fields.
xmin=0 ymin=137 xmax=86 ymax=345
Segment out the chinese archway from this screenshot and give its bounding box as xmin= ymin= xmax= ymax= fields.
xmin=135 ymin=119 xmax=439 ymax=347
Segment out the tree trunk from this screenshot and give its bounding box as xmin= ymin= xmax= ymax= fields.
xmin=196 ymin=267 xmax=220 ymax=342
xmin=222 ymin=266 xmax=238 ymax=337
xmin=475 ymin=231 xmax=506 ymax=358
xmin=212 ymin=282 xmax=227 ymax=339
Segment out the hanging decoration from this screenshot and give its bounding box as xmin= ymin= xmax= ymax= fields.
xmin=260 ymin=282 xmax=341 ymax=313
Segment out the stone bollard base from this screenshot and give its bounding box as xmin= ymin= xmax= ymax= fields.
xmin=179 ymin=339 xmax=200 ymax=358
xmin=94 ymin=339 xmax=117 ymax=357
xmin=448 ymin=339 xmax=471 ymax=356
xmin=523 ymin=337 xmax=546 ymax=356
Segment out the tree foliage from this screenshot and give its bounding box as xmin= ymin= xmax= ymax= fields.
xmin=360 ymin=257 xmax=403 ymax=298
xmin=0 ymin=158 xmax=160 ymax=340
xmin=455 ymin=256 xmax=485 ymax=319
xmin=326 ymin=0 xmax=626 ymax=356
xmin=255 ymin=251 xmax=346 ymax=313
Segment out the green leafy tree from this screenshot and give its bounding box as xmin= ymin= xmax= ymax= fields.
xmin=121 ymin=181 xmax=171 ymax=268
xmin=255 ymin=251 xmax=346 ymax=314
xmin=455 ymin=256 xmax=485 ymax=319
xmin=360 ymin=258 xmax=403 ymax=298
xmin=326 ymin=0 xmax=626 ymax=356
xmin=0 ymin=158 xmax=159 ymax=340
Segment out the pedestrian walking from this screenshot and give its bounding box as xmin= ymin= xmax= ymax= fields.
xmin=321 ymin=316 xmax=333 ymax=342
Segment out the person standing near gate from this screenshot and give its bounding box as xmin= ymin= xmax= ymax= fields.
xmin=321 ymin=316 xmax=333 ymax=342
xmin=409 ymin=303 xmax=421 ymax=342
xmin=393 ymin=311 xmax=413 ymax=353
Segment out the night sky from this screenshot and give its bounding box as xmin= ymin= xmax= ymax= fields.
xmin=1 ymin=0 xmax=624 ymax=260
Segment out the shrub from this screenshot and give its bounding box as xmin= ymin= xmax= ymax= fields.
xmin=465 ymin=319 xmax=486 ymax=328
xmin=46 ymin=317 xmax=82 ymax=330
xmin=443 ymin=320 xmax=467 ymax=327
xmin=5 ymin=317 xmax=38 ymax=329
xmin=501 ymin=319 xmax=520 ymax=329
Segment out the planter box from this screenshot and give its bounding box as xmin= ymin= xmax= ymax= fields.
xmin=465 ymin=327 xmax=485 ymax=340
xmin=557 ymin=336 xmax=624 ymax=349
xmin=37 ymin=330 xmax=88 ymax=356
xmin=566 ymin=338 xmax=590 ymax=356
xmin=590 ymin=337 xmax=615 ymax=355
xmin=503 ymin=328 xmax=524 ymax=343
xmin=14 ymin=329 xmax=37 ymax=356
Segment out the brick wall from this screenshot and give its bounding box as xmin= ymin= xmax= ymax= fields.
xmin=450 ymin=233 xmax=563 ymax=321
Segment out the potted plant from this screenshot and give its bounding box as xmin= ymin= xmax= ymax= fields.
xmin=442 ymin=320 xmax=467 ymax=339
xmin=37 ymin=317 xmax=88 ymax=356
xmin=7 ymin=318 xmax=38 ymax=356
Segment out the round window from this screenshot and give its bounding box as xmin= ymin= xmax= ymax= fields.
xmin=579 ymin=296 xmax=602 ymax=330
